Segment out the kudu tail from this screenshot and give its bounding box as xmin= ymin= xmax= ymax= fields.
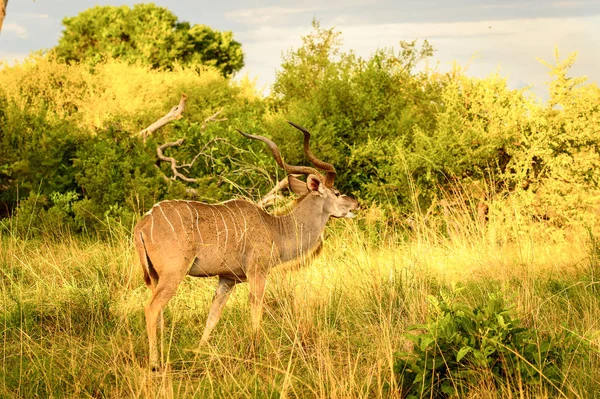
xmin=134 ymin=231 xmax=157 ymax=287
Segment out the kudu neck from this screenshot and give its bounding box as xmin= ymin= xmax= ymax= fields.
xmin=274 ymin=194 xmax=329 ymax=262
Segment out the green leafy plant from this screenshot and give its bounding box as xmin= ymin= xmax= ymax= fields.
xmin=394 ymin=290 xmax=565 ymax=398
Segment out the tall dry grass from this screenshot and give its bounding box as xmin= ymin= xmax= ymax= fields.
xmin=1 ymin=196 xmax=599 ymax=398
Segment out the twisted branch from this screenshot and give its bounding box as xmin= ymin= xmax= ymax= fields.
xmin=156 ymin=139 xmax=199 ymax=183
xmin=145 ymin=96 xmax=290 ymax=205
xmin=201 ymin=108 xmax=227 ymax=130
xmin=146 ymin=94 xmax=228 ymax=185
xmin=156 ymin=137 xmax=233 ymax=184
xmin=257 ymin=177 xmax=290 ymax=208
xmin=139 ymin=93 xmax=187 ymax=138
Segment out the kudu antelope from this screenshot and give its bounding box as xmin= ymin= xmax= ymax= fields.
xmin=134 ymin=122 xmax=359 ymax=369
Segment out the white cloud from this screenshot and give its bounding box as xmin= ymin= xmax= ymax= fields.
xmin=238 ymin=15 xmax=600 ymax=99
xmin=238 ymin=25 xmax=308 ymax=44
xmin=337 ymin=20 xmax=514 ymax=42
xmin=337 ymin=16 xmax=599 ymax=87
xmin=226 ymin=6 xmax=320 ymax=25
xmin=226 ymin=0 xmax=377 ymax=25
xmin=3 ymin=23 xmax=28 ymax=39
xmin=14 ymin=12 xmax=50 ymax=20
xmin=476 ymin=3 xmax=530 ymax=10
xmin=551 ymin=0 xmax=599 ymax=8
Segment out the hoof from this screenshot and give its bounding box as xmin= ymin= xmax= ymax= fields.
xmin=150 ymin=364 xmax=162 ymax=372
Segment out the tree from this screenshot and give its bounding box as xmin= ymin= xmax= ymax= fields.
xmin=0 ymin=0 xmax=8 ymax=35
xmin=53 ymin=4 xmax=244 ymax=76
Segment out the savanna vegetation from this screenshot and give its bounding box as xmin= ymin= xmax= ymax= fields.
xmin=1 ymin=8 xmax=600 ymax=398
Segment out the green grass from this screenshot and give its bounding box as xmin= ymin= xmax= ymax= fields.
xmin=1 ymin=205 xmax=600 ymax=398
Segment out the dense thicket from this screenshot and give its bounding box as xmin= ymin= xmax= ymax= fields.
xmin=1 ymin=22 xmax=599 ymax=234
xmin=2 ymin=19 xmax=600 ymax=397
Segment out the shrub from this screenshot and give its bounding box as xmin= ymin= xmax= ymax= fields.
xmin=270 ymin=21 xmax=441 ymax=207
xmin=394 ymin=290 xmax=567 ymax=398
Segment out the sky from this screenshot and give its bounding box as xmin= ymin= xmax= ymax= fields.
xmin=1 ymin=0 xmax=600 ymax=99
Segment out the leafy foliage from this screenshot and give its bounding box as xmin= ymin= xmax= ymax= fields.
xmin=0 ymin=105 xmax=83 ymax=218
xmin=0 ymin=54 xmax=246 ymax=133
xmin=0 ymin=53 xmax=266 ymax=230
xmin=272 ymin=24 xmax=600 ymax=225
xmin=503 ymin=50 xmax=600 ymax=226
xmin=394 ymin=291 xmax=569 ymax=398
xmin=2 ymin=21 xmax=600 ymax=236
xmin=54 ymin=4 xmax=244 ymax=76
xmin=271 ymin=21 xmax=440 ymax=207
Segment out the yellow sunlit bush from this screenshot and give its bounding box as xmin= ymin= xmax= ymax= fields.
xmin=0 ymin=53 xmax=258 ymax=134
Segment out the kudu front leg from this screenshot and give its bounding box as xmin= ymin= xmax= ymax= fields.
xmin=248 ymin=272 xmax=267 ymax=337
xmin=200 ymin=276 xmax=237 ymax=344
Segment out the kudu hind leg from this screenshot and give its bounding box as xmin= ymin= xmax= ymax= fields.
xmin=200 ymin=276 xmax=237 ymax=344
xmin=145 ymin=272 xmax=185 ymax=370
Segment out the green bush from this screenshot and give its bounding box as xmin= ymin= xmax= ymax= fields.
xmin=0 ymin=104 xmax=83 ymax=217
xmin=2 ymin=21 xmax=600 ymax=236
xmin=270 ymin=21 xmax=441 ymax=208
xmin=0 ymin=51 xmax=269 ymax=233
xmin=394 ymin=290 xmax=568 ymax=398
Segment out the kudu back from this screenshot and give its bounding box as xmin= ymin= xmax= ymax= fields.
xmin=134 ymin=122 xmax=358 ymax=369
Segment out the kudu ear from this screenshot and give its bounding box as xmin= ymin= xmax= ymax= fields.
xmin=288 ymin=175 xmax=309 ymax=195
xmin=306 ymin=174 xmax=325 ymax=194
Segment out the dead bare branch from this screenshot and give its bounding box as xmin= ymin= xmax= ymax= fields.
xmin=156 ymin=139 xmax=200 ymax=183
xmin=139 ymin=93 xmax=187 ymax=138
xmin=201 ymin=108 xmax=227 ymax=130
xmin=147 ymin=93 xmax=229 ymax=187
xmin=156 ymin=137 xmax=235 ymax=184
xmin=154 ymin=165 xmax=200 ymax=198
xmin=258 ymin=177 xmax=291 ymax=208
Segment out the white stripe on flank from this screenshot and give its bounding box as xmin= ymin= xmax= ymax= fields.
xmin=192 ymin=205 xmax=204 ymax=244
xmin=215 ymin=207 xmax=229 ymax=250
xmin=173 ymin=206 xmax=187 ymax=236
xmin=223 ymin=204 xmax=239 ymax=243
xmin=233 ymin=202 xmax=248 ymax=253
xmin=184 ymin=202 xmax=201 ymax=243
xmin=208 ymin=207 xmax=220 ymax=248
xmin=150 ymin=214 xmax=155 ymax=243
xmin=158 ymin=204 xmax=176 ymax=234
xmin=233 ymin=202 xmax=248 ymax=236
xmin=173 ymin=206 xmax=185 ymax=231
xmin=185 ymin=202 xmax=194 ymax=221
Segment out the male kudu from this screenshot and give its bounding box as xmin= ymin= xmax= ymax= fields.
xmin=134 ymin=122 xmax=358 ymax=369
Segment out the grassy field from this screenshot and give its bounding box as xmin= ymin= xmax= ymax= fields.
xmin=1 ymin=203 xmax=600 ymax=398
